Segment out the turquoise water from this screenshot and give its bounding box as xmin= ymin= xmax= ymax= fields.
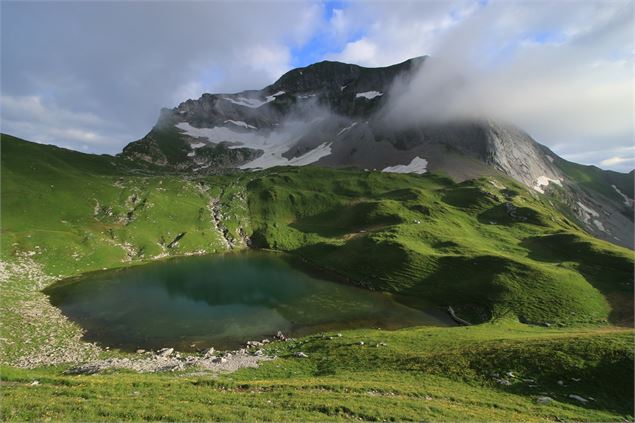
xmin=45 ymin=252 xmax=451 ymax=351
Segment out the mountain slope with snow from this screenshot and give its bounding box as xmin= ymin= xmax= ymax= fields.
xmin=120 ymin=58 xmax=634 ymax=248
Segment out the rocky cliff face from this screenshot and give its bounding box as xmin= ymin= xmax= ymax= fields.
xmin=120 ymin=57 xmax=634 ymax=248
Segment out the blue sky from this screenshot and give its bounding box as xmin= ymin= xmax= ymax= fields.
xmin=290 ymin=0 xmax=364 ymax=68
xmin=1 ymin=0 xmax=633 ymax=171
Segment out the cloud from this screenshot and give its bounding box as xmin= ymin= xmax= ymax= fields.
xmin=374 ymin=0 xmax=634 ymax=171
xmin=1 ymin=95 xmax=132 ymax=153
xmin=1 ymin=0 xmax=632 ymax=172
xmin=1 ymin=1 xmax=324 ymax=153
xmin=601 ymin=155 xmax=634 ymax=167
xmin=333 ymin=38 xmax=378 ymax=65
xmin=327 ymin=1 xmax=476 ymax=66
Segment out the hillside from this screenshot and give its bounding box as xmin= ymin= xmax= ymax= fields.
xmin=1 ymin=134 xmax=634 ymax=421
xmin=3 ymin=134 xmax=632 ymax=327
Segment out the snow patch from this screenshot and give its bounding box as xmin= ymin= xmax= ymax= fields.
xmin=265 ymin=91 xmax=285 ymax=102
xmin=240 ymin=142 xmax=332 ymax=169
xmin=178 ymin=123 xmax=268 ymax=148
xmin=222 ymin=96 xmax=267 ymax=108
xmin=382 ymin=157 xmax=428 ymax=174
xmin=222 ymin=91 xmax=283 ymax=108
xmin=611 ymin=185 xmax=634 ymax=208
xmin=576 ymin=201 xmax=605 ymax=231
xmin=224 ymin=120 xmax=257 ymax=130
xmin=336 ymin=122 xmax=357 ymax=136
xmin=577 ymin=201 xmax=599 ymax=218
xmin=190 ymin=142 xmax=206 ymax=149
xmin=533 ymin=176 xmax=562 ymax=194
xmin=187 ymin=151 xmax=195 ymax=157
xmin=593 ymin=219 xmax=606 ymax=231
xmin=177 ymin=121 xmax=332 ymax=170
xmin=356 ymin=91 xmax=383 ymax=100
xmin=546 ymin=155 xmax=555 ymax=162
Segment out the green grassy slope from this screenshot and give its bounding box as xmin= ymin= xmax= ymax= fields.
xmin=1 ymin=134 xmax=633 ymax=421
xmin=2 ymin=324 xmax=633 ymax=422
xmin=1 ymin=135 xmax=249 ymax=276
xmin=246 ymin=167 xmax=633 ymax=325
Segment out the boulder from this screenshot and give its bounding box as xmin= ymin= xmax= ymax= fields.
xmin=569 ymin=394 xmax=588 ymax=403
xmin=536 ymin=396 xmax=553 ymax=405
xmin=156 ymin=348 xmax=174 ymax=357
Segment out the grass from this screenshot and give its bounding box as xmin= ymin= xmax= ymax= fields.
xmin=1 ymin=134 xmax=633 ymax=421
xmin=1 ymin=323 xmax=633 ymax=421
xmin=246 ymin=166 xmax=632 ymax=325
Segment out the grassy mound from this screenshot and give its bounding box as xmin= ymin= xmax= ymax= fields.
xmin=246 ymin=166 xmax=630 ymax=325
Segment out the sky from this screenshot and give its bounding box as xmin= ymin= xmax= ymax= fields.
xmin=1 ymin=0 xmax=633 ymax=172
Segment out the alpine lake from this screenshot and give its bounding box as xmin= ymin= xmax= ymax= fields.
xmin=45 ymin=251 xmax=452 ymax=352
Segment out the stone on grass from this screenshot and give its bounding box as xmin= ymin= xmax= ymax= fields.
xmin=536 ymin=396 xmax=553 ymax=405
xmin=156 ymin=348 xmax=174 ymax=357
xmin=569 ymin=394 xmax=588 ymax=403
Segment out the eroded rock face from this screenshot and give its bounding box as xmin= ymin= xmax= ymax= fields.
xmin=119 ymin=57 xmax=633 ymax=248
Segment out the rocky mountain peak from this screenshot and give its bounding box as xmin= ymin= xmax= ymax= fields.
xmin=268 ymin=56 xmax=425 ymax=95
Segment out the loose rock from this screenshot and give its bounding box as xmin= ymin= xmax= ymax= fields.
xmin=156 ymin=348 xmax=174 ymax=357
xmin=569 ymin=394 xmax=588 ymax=403
xmin=536 ymin=396 xmax=553 ymax=405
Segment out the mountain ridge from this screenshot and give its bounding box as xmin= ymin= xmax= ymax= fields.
xmin=117 ymin=57 xmax=634 ymax=249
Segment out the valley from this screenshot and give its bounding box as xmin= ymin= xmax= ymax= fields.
xmin=1 ymin=133 xmax=633 ymax=421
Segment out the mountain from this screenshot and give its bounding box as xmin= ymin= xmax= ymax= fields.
xmin=120 ymin=57 xmax=634 ymax=249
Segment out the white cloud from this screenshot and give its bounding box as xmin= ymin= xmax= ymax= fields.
xmin=600 ymin=155 xmax=635 ymax=167
xmin=239 ymin=44 xmax=292 ymax=84
xmin=1 ymin=95 xmax=106 ymax=128
xmin=374 ymin=0 xmax=633 ymax=171
xmin=333 ymin=38 xmax=378 ymax=66
xmin=330 ymin=9 xmax=349 ymax=40
xmin=1 ymin=95 xmax=131 ymax=152
xmin=1 ymin=1 xmax=324 ymax=153
xmin=328 ymin=1 xmax=476 ymax=66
